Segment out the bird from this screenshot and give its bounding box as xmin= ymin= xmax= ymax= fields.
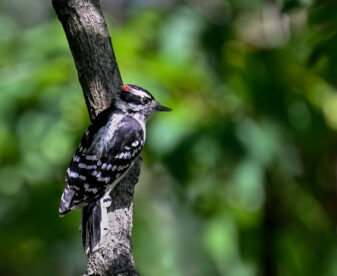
xmin=59 ymin=84 xmax=171 ymax=253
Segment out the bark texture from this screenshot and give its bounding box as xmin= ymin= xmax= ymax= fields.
xmin=52 ymin=0 xmax=139 ymax=275
xmin=52 ymin=0 xmax=121 ymax=119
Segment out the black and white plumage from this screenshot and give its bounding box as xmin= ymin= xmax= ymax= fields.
xmin=59 ymin=84 xmax=171 ymax=215
xmin=59 ymin=85 xmax=171 ymax=253
xmin=59 ymin=110 xmax=144 ymax=214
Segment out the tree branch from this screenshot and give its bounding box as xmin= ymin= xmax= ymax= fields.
xmin=52 ymin=0 xmax=122 ymax=118
xmin=52 ymin=0 xmax=140 ymax=275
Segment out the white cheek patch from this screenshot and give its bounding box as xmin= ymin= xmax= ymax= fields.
xmin=128 ymin=103 xmax=142 ymax=111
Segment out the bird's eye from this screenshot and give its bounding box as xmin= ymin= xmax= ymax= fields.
xmin=142 ymin=98 xmax=150 ymax=105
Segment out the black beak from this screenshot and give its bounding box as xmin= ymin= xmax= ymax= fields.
xmin=155 ymin=104 xmax=172 ymax=112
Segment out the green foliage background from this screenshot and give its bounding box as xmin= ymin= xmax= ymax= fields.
xmin=0 ymin=0 xmax=337 ymax=275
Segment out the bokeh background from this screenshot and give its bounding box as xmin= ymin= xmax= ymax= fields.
xmin=0 ymin=0 xmax=337 ymax=275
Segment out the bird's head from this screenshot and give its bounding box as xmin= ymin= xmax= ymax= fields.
xmin=115 ymin=84 xmax=171 ymax=118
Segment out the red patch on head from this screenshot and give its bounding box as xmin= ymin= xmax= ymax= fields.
xmin=120 ymin=85 xmax=130 ymax=92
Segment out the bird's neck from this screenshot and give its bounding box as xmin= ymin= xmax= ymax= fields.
xmin=132 ymin=112 xmax=146 ymax=139
xmin=112 ymin=103 xmax=146 ymax=136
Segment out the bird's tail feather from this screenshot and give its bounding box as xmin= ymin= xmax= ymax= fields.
xmin=82 ymin=201 xmax=102 ymax=255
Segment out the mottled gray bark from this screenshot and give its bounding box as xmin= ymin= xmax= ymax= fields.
xmin=52 ymin=0 xmax=139 ymax=275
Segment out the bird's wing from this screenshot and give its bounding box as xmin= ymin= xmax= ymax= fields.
xmin=59 ymin=113 xmax=144 ymax=215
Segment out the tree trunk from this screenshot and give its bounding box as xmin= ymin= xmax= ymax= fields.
xmin=52 ymin=0 xmax=140 ymax=275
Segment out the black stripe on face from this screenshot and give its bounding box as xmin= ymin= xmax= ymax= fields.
xmin=120 ymin=92 xmax=143 ymax=105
